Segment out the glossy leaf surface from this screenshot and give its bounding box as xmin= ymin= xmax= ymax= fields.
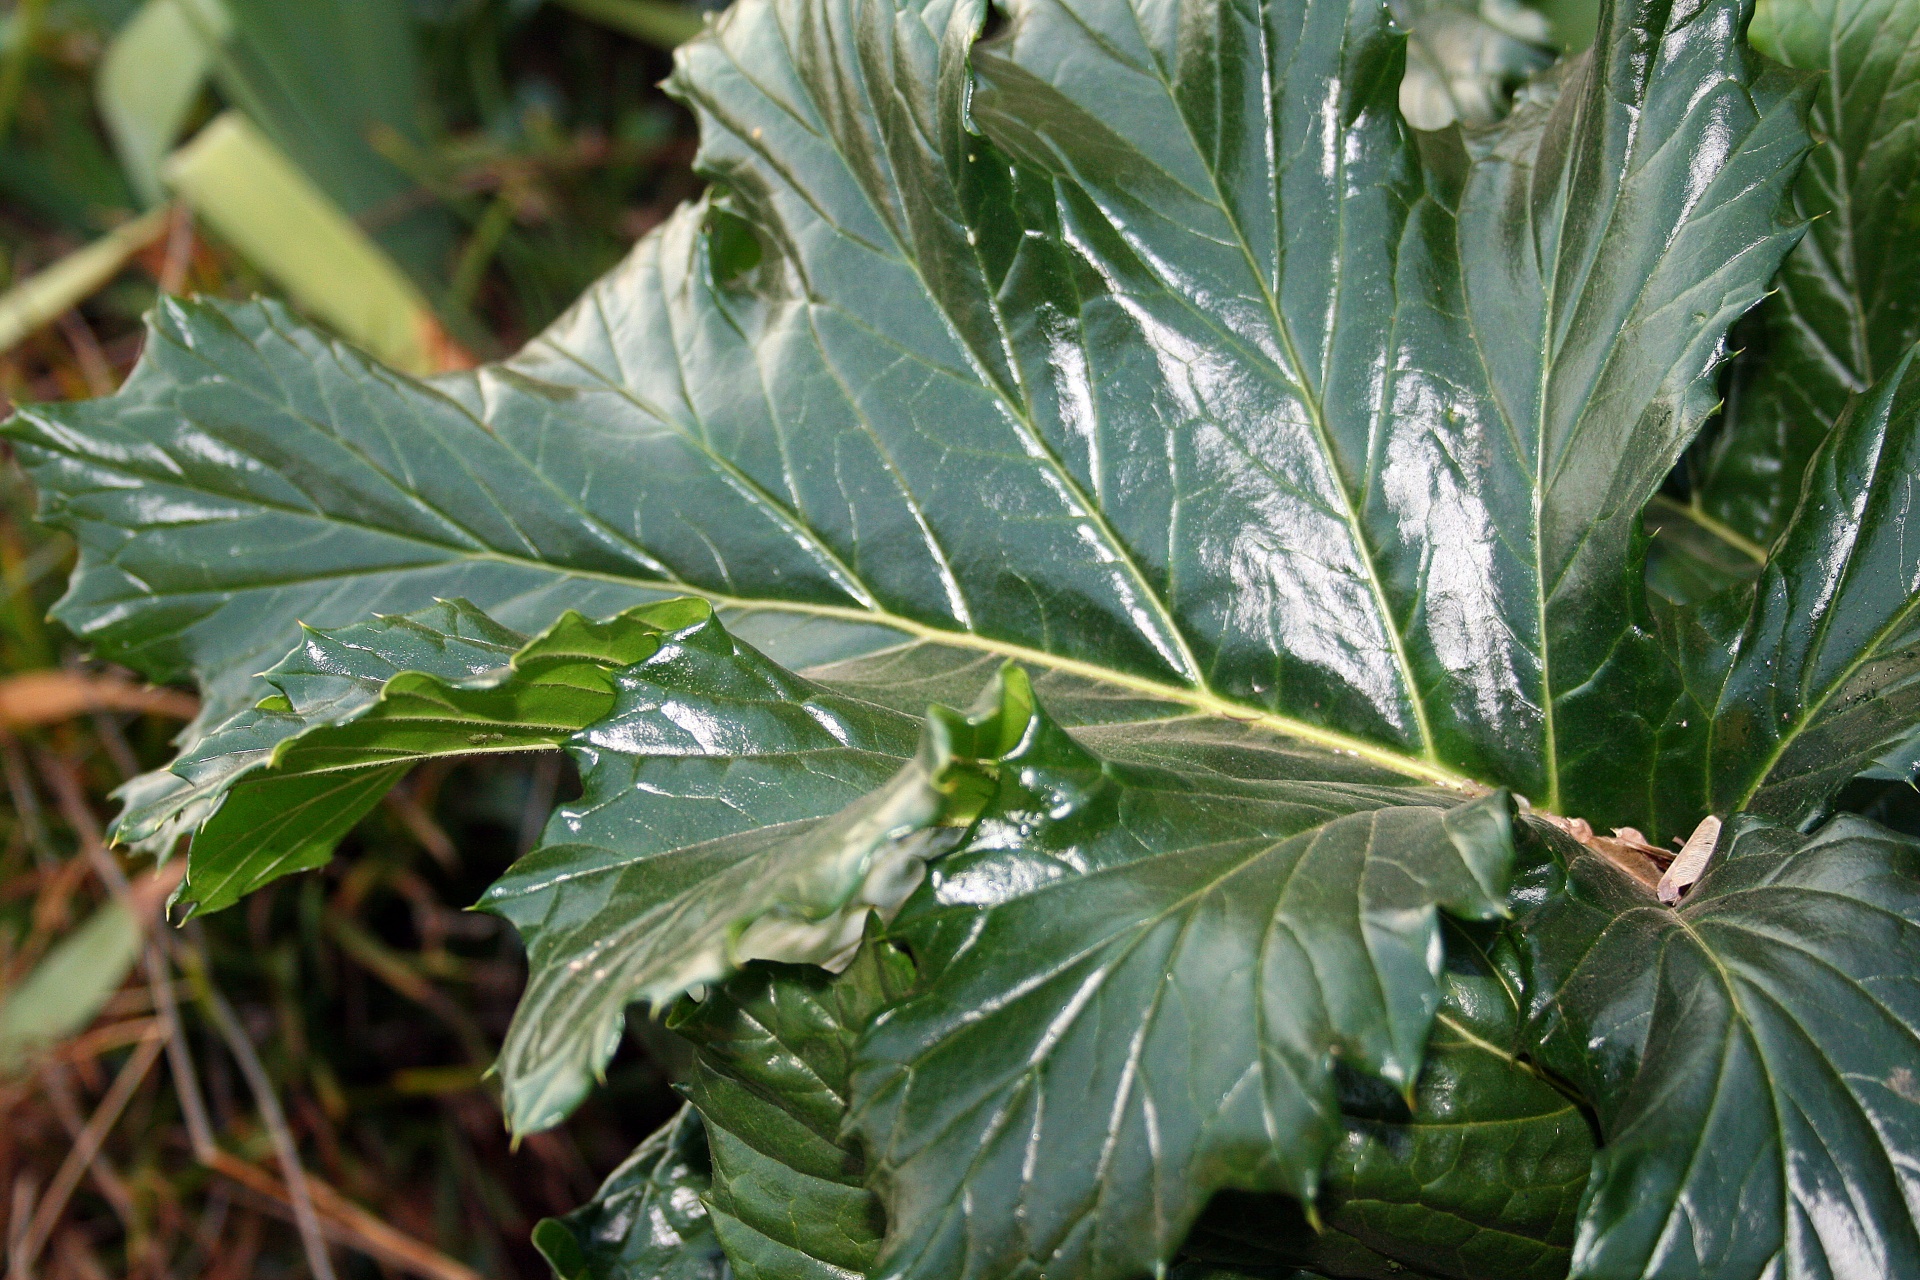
xmin=116 ymin=598 xmax=692 ymax=916
xmin=1322 ymin=923 xmax=1592 ymax=1280
xmin=490 ymin=638 xmax=1461 ymax=1142
xmin=3 ymin=0 xmax=1900 ymax=1277
xmin=670 ymin=946 xmax=915 ymax=1280
xmin=1185 ymin=922 xmax=1593 ymax=1280
xmin=1658 ymin=347 xmax=1920 ymax=829
xmin=2 ymin=0 xmax=1808 ymax=832
xmin=533 ymin=1106 xmax=728 ymax=1280
xmin=1694 ymin=0 xmax=1920 ymax=547
xmin=477 ymin=619 xmax=952 ymax=1136
xmin=846 ymin=690 xmax=1516 ymax=1280
xmin=1518 ymin=815 xmax=1920 ymax=1279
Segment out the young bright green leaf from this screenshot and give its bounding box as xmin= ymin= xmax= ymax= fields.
xmin=1693 ymin=0 xmax=1920 ymax=548
xmin=1659 ymin=345 xmax=1920 ymax=829
xmin=846 ymin=690 xmax=1517 ymax=1280
xmin=533 ymin=1105 xmax=728 ymax=1280
xmin=117 ymin=597 xmax=695 ymax=917
xmin=668 ymin=945 xmax=916 ymax=1280
xmin=1517 ymin=813 xmax=1920 ymax=1280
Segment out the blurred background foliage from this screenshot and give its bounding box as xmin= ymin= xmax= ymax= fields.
xmin=0 ymin=1 xmax=1911 ymax=1279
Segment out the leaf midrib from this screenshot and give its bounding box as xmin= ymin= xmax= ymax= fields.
xmin=74 ymin=433 xmax=1475 ymax=790
xmin=484 ymin=549 xmax=1478 ymax=788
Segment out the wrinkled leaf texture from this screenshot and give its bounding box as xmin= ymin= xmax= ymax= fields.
xmin=11 ymin=0 xmax=1920 ymax=1276
xmin=1517 ymin=814 xmax=1920 ymax=1279
xmin=1694 ymin=0 xmax=1920 ymax=549
xmin=1654 ymin=348 xmax=1920 ymax=834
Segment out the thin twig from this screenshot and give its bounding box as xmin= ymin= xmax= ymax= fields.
xmin=6 ymin=1175 xmax=35 ymax=1279
xmin=34 ymin=755 xmax=338 ymax=1278
xmin=158 ymin=206 xmax=195 ymax=297
xmin=50 ymin=1231 xmax=112 ymax=1280
xmin=382 ymin=784 xmax=457 ymax=871
xmin=0 ymin=669 xmax=193 ymax=735
xmin=36 ymin=1062 xmax=138 ymax=1228
xmin=0 ymin=731 xmax=55 ymax=867
xmin=8 ymin=1029 xmax=165 ymax=1280
xmin=205 ymin=1153 xmax=484 ymax=1280
xmin=177 ymin=953 xmax=339 ymax=1280
xmin=322 ymin=912 xmax=491 ymax=1065
xmin=145 ymin=945 xmax=214 ymax=1162
xmin=28 ymin=715 xmax=477 ymax=1280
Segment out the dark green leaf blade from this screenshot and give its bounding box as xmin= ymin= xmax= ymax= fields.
xmin=669 ymin=944 xmax=916 ymax=1280
xmin=477 ymin=616 xmax=938 ymax=1135
xmin=846 ymin=692 xmax=1518 ymax=1280
xmin=970 ymin=0 xmax=1808 ymax=820
xmin=1661 ymin=345 xmax=1920 ymax=827
xmin=1518 ymin=813 xmax=1920 ymax=1279
xmin=1694 ymin=0 xmax=1920 ymax=547
xmin=5 ymin=0 xmax=1808 ymax=833
xmin=1185 ymin=921 xmax=1595 ymax=1280
xmin=534 ymin=1106 xmax=728 ymax=1280
xmin=483 ymin=626 xmax=1463 ymax=1137
xmin=1320 ymin=922 xmax=1593 ymax=1280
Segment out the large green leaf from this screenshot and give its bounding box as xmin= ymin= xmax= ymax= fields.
xmin=1655 ymin=345 xmax=1920 ymax=830
xmin=533 ymin=1106 xmax=729 ymax=1280
xmin=478 ymin=621 xmax=936 ymax=1134
xmin=1318 ymin=922 xmax=1592 ymax=1279
xmin=1693 ymin=0 xmax=1920 ymax=548
xmin=845 ymin=689 xmax=1516 ymax=1280
xmin=0 ymin=0 xmax=1852 ymax=1275
xmin=669 ymin=944 xmax=916 ymax=1280
xmin=3 ymin=0 xmax=1807 ymax=831
xmin=486 ymin=639 xmax=1462 ymax=1135
xmin=1184 ymin=921 xmax=1595 ymax=1280
xmin=1516 ymin=813 xmax=1920 ymax=1279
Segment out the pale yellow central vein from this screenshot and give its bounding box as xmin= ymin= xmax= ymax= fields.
xmin=471 ymin=551 xmax=1481 ymax=790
